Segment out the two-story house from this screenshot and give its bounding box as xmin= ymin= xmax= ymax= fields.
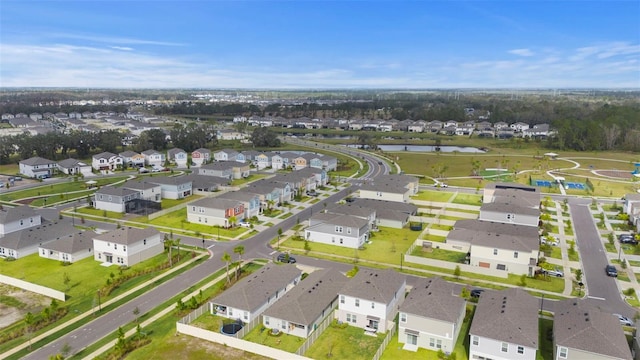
xmin=262 ymin=268 xmax=347 ymax=338
xmin=216 ymin=129 xmax=246 ymax=141
xmin=337 ymin=269 xmax=406 ymax=334
xmin=479 ymin=202 xmax=540 ymax=227
xmin=167 ymin=148 xmax=188 ymax=168
xmin=305 ymin=213 xmax=369 ymax=249
xmin=269 ymin=153 xmax=283 ymax=170
xmin=255 ymin=152 xmax=272 ymax=169
xmin=191 ymin=148 xmax=211 ymax=167
xmin=141 ymin=149 xmax=166 ymax=167
xmin=213 ymin=149 xmax=239 ymax=162
xmin=93 ymin=227 xmax=163 ymax=266
xmin=119 ymin=150 xmax=146 ymax=168
xmin=92 ymin=152 xmax=122 ymax=171
xmin=57 ymin=158 xmax=92 ymax=176
xmin=93 ymin=187 xmax=142 ymax=213
xmin=198 ymin=161 xmax=250 ymax=180
xmin=469 ymin=288 xmax=538 ymax=360
xmin=122 ymin=179 xmax=162 ymax=202
xmin=210 ymin=264 xmax=302 ymax=323
xmin=0 ymin=205 xmax=42 ymax=236
xmin=349 ymin=198 xmax=418 ymax=229
xmin=19 ymin=157 xmax=57 ymax=179
xmin=217 ymin=191 xmax=261 ymax=219
xmin=187 ymin=197 xmax=245 ymax=227
xmin=181 ymin=174 xmax=229 ymax=193
xmin=38 ymin=230 xmax=95 ymax=263
xmin=145 ymin=176 xmax=192 ymax=199
xmin=623 ymin=193 xmax=640 ymax=232
xmin=325 ymin=204 xmax=377 ymax=228
xmin=398 ymin=277 xmax=466 ymax=353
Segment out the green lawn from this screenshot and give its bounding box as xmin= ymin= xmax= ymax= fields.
xmin=283 ymin=226 xmax=419 ymax=266
xmin=161 ymin=195 xmax=202 ymax=209
xmin=133 ymin=208 xmax=247 ymax=238
xmin=74 ymin=206 xmax=125 ymax=219
xmin=191 ymin=313 xmax=227 ymax=333
xmin=30 ymin=189 xmax=96 ymax=207
xmin=305 ymin=322 xmax=384 ymax=360
xmin=411 ymin=247 xmax=467 ymax=263
xmin=548 ymin=247 xmax=562 ymax=260
xmin=230 ymin=174 xmax=267 ymax=186
xmin=412 ymin=190 xmax=454 ymax=203
xmin=243 ymin=324 xmax=305 ymax=353
xmin=617 ymin=271 xmax=631 ymax=282
xmin=452 ymin=193 xmax=482 ymax=206
xmin=538 ymin=318 xmax=554 ymax=360
xmin=628 ymin=260 xmax=640 ymax=267
xmin=0 ymin=176 xmax=129 ymax=202
xmin=605 ymin=242 xmax=617 ymax=253
xmin=421 ymin=234 xmax=447 ymax=243
xmin=430 ymin=224 xmax=453 ymax=231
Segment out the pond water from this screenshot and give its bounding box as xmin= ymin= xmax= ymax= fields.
xmin=345 ymin=144 xmax=486 ymax=153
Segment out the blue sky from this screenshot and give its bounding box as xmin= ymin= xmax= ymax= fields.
xmin=1 ymin=1 xmax=639 ymax=88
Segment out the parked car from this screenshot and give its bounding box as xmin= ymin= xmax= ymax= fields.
xmin=239 ymin=222 xmax=251 ymax=228
xmin=544 ymin=268 xmax=564 ymax=277
xmin=345 ymin=197 xmax=356 ymax=203
xmin=276 ymin=253 xmax=296 ymax=264
xmin=306 ymin=190 xmax=318 ymax=197
xmin=138 ymin=167 xmax=149 ymax=173
xmin=613 ymin=313 xmax=634 ymax=326
xmin=620 ymin=237 xmax=638 ymax=245
xmin=605 ymin=265 xmax=618 ymax=277
xmin=540 ymin=236 xmax=559 ymax=247
xmin=470 ymin=289 xmax=485 ymax=298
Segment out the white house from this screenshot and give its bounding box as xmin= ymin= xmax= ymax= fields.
xmin=119 ymin=150 xmax=146 ymax=168
xmin=141 ymin=149 xmax=166 ymax=167
xmin=19 ymin=157 xmax=57 ymax=179
xmin=623 ymin=193 xmax=640 ymax=232
xmin=216 ymin=129 xmax=246 ymax=141
xmin=213 ymin=148 xmax=239 ymax=162
xmin=0 ymin=205 xmax=42 ymax=236
xmin=210 ymin=264 xmax=302 ymax=323
xmin=122 ymin=180 xmax=162 ymax=202
xmin=93 ymin=227 xmax=163 ymax=266
xmin=93 ymin=187 xmax=142 ymax=213
xmin=144 ymin=176 xmax=192 ymax=199
xmin=187 ymin=197 xmax=245 ymax=227
xmin=398 ymin=277 xmax=466 ymax=353
xmin=479 ymin=202 xmax=540 ymax=227
xmin=92 ymin=152 xmax=123 ymax=171
xmin=305 ymin=213 xmax=369 ymax=249
xmin=57 ymin=158 xmax=92 ymax=176
xmin=469 ymin=288 xmax=538 ymax=360
xmin=337 ymin=268 xmax=406 ymax=333
xmin=167 ymin=148 xmax=188 ymax=168
xmin=359 ymin=183 xmax=412 ymax=203
xmin=0 ymin=220 xmax=75 ymax=259
xmin=38 ymin=230 xmax=95 ymax=263
xmin=262 ymin=268 xmax=347 ymax=338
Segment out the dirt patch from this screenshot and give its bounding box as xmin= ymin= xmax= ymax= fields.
xmin=594 ymin=170 xmax=634 ymax=180
xmin=0 ymin=285 xmax=51 ymax=329
xmin=14 ymin=198 xmax=35 ymax=205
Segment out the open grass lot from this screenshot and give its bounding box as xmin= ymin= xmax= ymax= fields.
xmin=452 ymin=193 xmax=482 ymax=206
xmin=412 ymin=190 xmax=454 ymax=203
xmin=243 ymin=323 xmax=305 ymax=353
xmin=191 ymin=313 xmax=227 ymax=333
xmin=75 ymin=206 xmax=124 ymax=219
xmin=0 ymin=176 xmax=129 ymax=202
xmin=284 ymin=226 xmax=420 ymax=266
xmin=0 ymin=164 xmax=19 ymax=174
xmin=29 ymin=189 xmax=95 ymax=207
xmin=304 ymin=322 xmax=384 ymax=360
xmin=132 ymin=208 xmax=247 ymax=239
xmin=411 ymin=247 xmax=467 ymax=263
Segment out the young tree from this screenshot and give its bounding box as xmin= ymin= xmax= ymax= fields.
xmin=133 ymin=306 xmax=140 ymax=323
xmin=63 ymin=272 xmax=71 ymax=291
xmin=222 ymin=252 xmax=232 ymax=284
xmin=233 ymin=245 xmax=245 ymax=280
xmin=454 ymin=265 xmax=461 ymax=280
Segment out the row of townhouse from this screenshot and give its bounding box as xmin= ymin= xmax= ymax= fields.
xmin=623 ymin=193 xmax=640 ymax=233
xmin=213 ymin=148 xmax=338 ymax=171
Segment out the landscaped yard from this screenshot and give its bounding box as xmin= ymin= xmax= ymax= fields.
xmin=538 ymin=318 xmax=554 ymax=360
xmin=191 ymin=313 xmax=227 ymax=333
xmin=131 ymin=208 xmax=248 ymax=239
xmin=452 ymin=193 xmax=482 ymax=206
xmin=243 ymin=324 xmax=305 ymax=353
xmin=412 ymin=190 xmax=454 ymax=203
xmin=304 ymin=322 xmax=384 ymax=360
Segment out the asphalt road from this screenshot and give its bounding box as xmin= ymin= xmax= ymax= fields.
xmin=24 ymin=146 xmax=387 ymax=359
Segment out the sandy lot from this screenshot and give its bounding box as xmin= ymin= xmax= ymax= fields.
xmin=0 ymin=285 xmax=51 ymax=329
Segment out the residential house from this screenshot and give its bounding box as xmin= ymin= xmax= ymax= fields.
xmin=216 ymin=129 xmax=246 ymax=141
xmin=337 ymin=268 xmax=406 ymax=333
xmin=93 ymin=227 xmax=163 ymax=266
xmin=494 ymin=121 xmax=509 ymax=130
xmin=319 ymin=155 xmax=338 ymax=171
xmin=119 ymin=151 xmax=146 ymax=168
xmin=408 ymin=123 xmax=425 ymax=133
xmin=510 ymin=122 xmax=530 ymax=132
xmin=181 ymin=174 xmax=228 ymax=193
xmin=213 ymin=149 xmax=239 ymax=162
xmin=210 ymin=264 xmax=302 ymax=323
xmin=350 ymin=199 xmax=418 ymax=229
xmin=554 ymin=299 xmax=633 ymax=360
xmin=269 ymin=153 xmax=283 ymax=170
xmin=198 ymin=161 xmax=250 ymax=180
xmin=398 ymin=277 xmax=466 ymax=353
xmin=262 ymin=268 xmax=348 ymax=338
xmin=359 ymin=182 xmax=412 ymax=203
xmin=253 ymin=152 xmax=271 ymax=169
xmin=92 ymin=152 xmax=123 ymax=171
xmin=93 ymin=187 xmax=142 ymax=213
xmin=19 ymin=157 xmax=57 ymax=179
xmin=38 ymin=230 xmax=95 ymax=263
xmin=145 ymin=176 xmax=192 ymax=199
xmin=0 ymin=220 xmax=75 ymax=259
xmin=235 ymin=152 xmax=247 ymax=163
xmin=250 ymin=179 xmax=292 ymax=204
xmin=523 ymin=124 xmax=551 ymax=138
xmin=305 ymin=213 xmax=369 ymax=249
xmin=122 ymin=180 xmax=162 ymax=202
xmin=57 ymin=158 xmax=92 ymax=176
xmin=187 ymin=197 xmax=245 ymax=227
xmin=245 ymin=183 xmax=283 ymax=211
xmin=9 ymin=117 xmax=38 ymax=128
xmin=217 ymin=191 xmax=261 ymax=219
xmin=325 ymin=204 xmax=377 ymax=228
xmin=191 ymin=148 xmax=211 ymax=167
xmin=483 ymin=183 xmax=538 ymax=204
xmin=623 ymin=193 xmax=640 ymax=232
xmin=141 ymin=150 xmax=166 ymax=167
xmin=479 ymin=202 xmax=540 ymax=227
xmin=292 ymin=155 xmax=309 ymax=170
xmin=469 ymin=288 xmax=538 ymax=360
xmin=240 ymin=150 xmax=261 ymax=166
xmin=167 ymin=148 xmax=188 ymax=168
xmin=0 ymin=205 xmax=42 ymax=236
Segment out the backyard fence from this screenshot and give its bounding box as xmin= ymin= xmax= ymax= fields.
xmin=0 ymin=274 xmax=66 ymax=301
xmin=372 ymin=321 xmax=396 ymax=360
xmin=148 ymin=202 xmax=188 ymax=220
xmin=234 ymin=314 xmax=261 ymax=339
xmin=295 ymin=309 xmax=336 ymax=356
xmin=178 ymin=302 xmax=209 ymax=324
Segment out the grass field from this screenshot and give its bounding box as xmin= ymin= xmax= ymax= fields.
xmin=452 ymin=193 xmax=482 ymax=206
xmin=412 ymin=190 xmax=454 ymax=202
xmin=411 ymin=247 xmax=467 ymax=263
xmin=131 ymin=208 xmax=247 ymax=238
xmin=75 ymin=206 xmax=125 ymax=219
xmin=243 ymin=324 xmax=305 ymax=353
xmin=0 ymin=176 xmax=129 ymax=202
xmin=304 ymin=322 xmax=384 ymax=360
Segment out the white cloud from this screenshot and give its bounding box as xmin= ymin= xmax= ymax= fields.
xmin=508 ymin=48 xmax=534 ymax=57
xmin=47 ymin=33 xmax=185 ymax=46
xmin=111 ymin=46 xmax=134 ymax=51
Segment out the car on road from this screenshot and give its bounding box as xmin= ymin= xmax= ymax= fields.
xmin=277 ymin=253 xmax=296 ymax=264
xmin=345 ymin=197 xmax=356 ymax=203
xmin=613 ymin=313 xmax=634 ymax=326
xmin=470 ymin=289 xmax=485 ymax=298
xmin=544 ymin=268 xmax=564 ymax=277
xmin=605 ymin=265 xmax=618 ymax=277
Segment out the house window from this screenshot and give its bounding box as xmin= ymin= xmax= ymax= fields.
xmin=351 ymin=314 xmax=356 ymax=323
xmin=332 ymin=237 xmax=335 ymax=243
xmin=559 ymin=347 xmax=568 ymax=358
xmin=517 ymin=346 xmax=524 ymax=354
xmin=347 ymin=228 xmax=351 ymax=234
xmin=98 ymin=253 xmax=101 ymax=259
xmin=340 ymin=295 xmax=345 ymax=304
xmin=244 ymin=312 xmax=248 ymax=320
xmin=123 ymin=246 xmax=126 ymax=252
xmin=514 ymin=251 xmax=518 ymax=258
xmin=339 ymin=238 xmax=343 ymax=244
xmin=335 ymin=226 xmax=343 ymax=233
xmin=265 ymin=317 xmax=270 ymax=325
xmin=192 ymin=206 xmax=196 ymax=211
xmin=436 ymin=339 xmax=442 ymax=349
xmin=371 ymin=302 xmax=375 ymax=309
xmin=143 ymin=239 xmax=147 ymax=245
xmin=429 ymin=338 xmax=435 ymax=347
xmin=20 ymin=220 xmax=23 ymax=225
xmin=501 ymin=342 xmax=508 ymax=352
xmin=507 ymin=213 xmax=515 ymax=220
xmin=355 ymin=299 xmax=359 ymax=307
xmin=493 ymin=249 xmax=498 ymax=255
xmin=114 ymin=244 xmax=118 ymax=250
xmin=472 ymin=336 xmax=478 ymax=346
xmin=346 ymin=313 xmax=351 ymax=322
xmin=30 ymin=217 xmax=33 ymax=223
xmin=400 ymin=313 xmax=406 ymax=323
xmin=497 ymin=264 xmax=506 ymax=270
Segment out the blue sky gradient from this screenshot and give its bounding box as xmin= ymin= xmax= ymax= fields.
xmin=1 ymin=1 xmax=638 ymax=88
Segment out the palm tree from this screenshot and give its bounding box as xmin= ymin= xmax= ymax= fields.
xmin=222 ymin=252 xmax=232 ymax=284
xmin=233 ymin=245 xmax=245 ymax=280
xmin=228 ymin=215 xmax=237 ymax=228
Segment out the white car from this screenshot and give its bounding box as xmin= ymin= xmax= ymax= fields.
xmin=239 ymin=222 xmax=251 ymax=228
xmin=613 ymin=313 xmax=634 ymax=326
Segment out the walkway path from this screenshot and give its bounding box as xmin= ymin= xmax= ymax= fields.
xmin=554 ymin=202 xmax=576 ymax=296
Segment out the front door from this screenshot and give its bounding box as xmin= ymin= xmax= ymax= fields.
xmin=368 ymin=319 xmax=379 ymax=331
xmin=407 ymin=333 xmax=417 ymax=345
xmin=106 ymin=255 xmax=113 ymax=263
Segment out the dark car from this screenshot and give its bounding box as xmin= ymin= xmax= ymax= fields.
xmin=605 ymin=265 xmax=618 ymax=277
xmin=345 ymin=197 xmax=356 ymax=203
xmin=277 ymin=253 xmax=296 ymax=264
xmin=306 ymin=190 xmax=318 ymax=197
xmin=620 ymin=237 xmax=638 ymax=245
xmin=470 ymin=289 xmax=485 ymax=298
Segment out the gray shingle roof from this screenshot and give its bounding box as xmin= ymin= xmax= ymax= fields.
xmin=200 ymin=162 xmax=239 ymax=171
xmin=453 ymin=220 xmax=539 ymax=238
xmin=211 ymin=264 xmax=302 ymax=312
xmin=481 ymin=202 xmax=540 ymax=217
xmin=351 ymin=199 xmax=417 ymax=214
xmin=470 ymin=288 xmax=538 ymax=349
xmin=40 ymin=230 xmax=95 ymax=254
xmin=145 ymin=176 xmax=192 ymax=186
xmin=119 ymin=150 xmax=140 ymax=157
xmin=448 ymin=228 xmax=538 ymax=252
xmin=400 ymin=277 xmax=465 ymax=323
xmin=93 ymin=151 xmax=118 ymax=160
xmin=93 ymin=226 xmax=160 ymax=245
xmin=554 ymin=299 xmax=632 ymax=359
xmin=263 ymin=268 xmax=347 ymax=325
xmin=57 ymin=158 xmax=88 ymax=168
xmin=190 ymin=197 xmax=243 ymax=210
xmin=122 ymin=179 xmax=161 ymax=191
xmin=95 ymin=186 xmax=140 ymax=197
xmin=339 ymin=268 xmax=405 ymax=304
xmin=492 ymin=188 xmax=540 ymax=208
xmin=180 ymin=174 xmax=229 ymax=188
xmin=309 ymin=212 xmax=369 ymax=229
xmin=20 ymin=156 xmax=56 ymax=166
xmin=0 ymin=205 xmax=38 ymax=224
xmin=360 ymin=181 xmax=408 ymax=194
xmin=0 ymin=220 xmax=76 ymax=251
xmin=218 ymin=191 xmax=259 ymax=203
xmin=325 ymin=204 xmax=376 ymax=219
